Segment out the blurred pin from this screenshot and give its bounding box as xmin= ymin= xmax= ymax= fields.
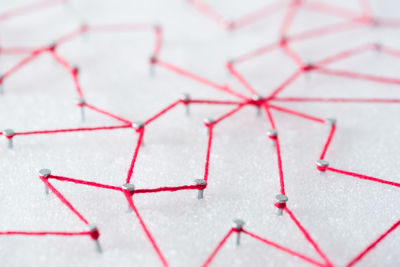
xmin=121 ymin=183 xmax=135 ymax=212
xmin=132 ymin=122 xmax=145 ymax=146
xmin=38 ymin=168 xmax=51 ymax=195
xmin=194 ymin=179 xmax=206 ymax=199
xmin=316 ymin=159 xmax=329 ymax=171
xmin=303 ymin=61 xmax=314 ymax=81
xmin=3 ymin=129 xmax=15 ymax=149
xmin=203 ymin=118 xmax=214 ymax=135
xmin=325 ymin=118 xmax=336 ymax=125
xmin=252 ymin=95 xmax=263 ymax=117
xmin=180 ymin=93 xmax=190 ymax=116
xmin=267 ymin=129 xmax=277 ymax=145
xmin=149 ymin=56 xmax=157 ymax=77
xmin=77 ymin=98 xmax=86 ymax=121
xmin=232 ymin=219 xmax=245 ymax=246
xmin=275 ymin=194 xmax=288 ymax=216
xmin=88 ymin=224 xmax=102 ymax=253
xmin=80 ymin=22 xmax=89 ymax=40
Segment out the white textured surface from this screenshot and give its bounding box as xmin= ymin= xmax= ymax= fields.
xmin=0 ymin=0 xmax=400 ymax=266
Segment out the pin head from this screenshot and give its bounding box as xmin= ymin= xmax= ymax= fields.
xmin=325 ymin=118 xmax=336 ymax=125
xmin=203 ymin=118 xmax=214 ymax=126
xmin=149 ymin=56 xmax=158 ymax=65
xmin=194 ymin=179 xmax=206 ymax=186
xmin=232 ymin=219 xmax=245 ymax=230
xmin=267 ymin=129 xmax=278 ymax=139
xmin=88 ymin=224 xmax=100 ymax=240
xmin=303 ymin=62 xmax=315 ymax=71
xmin=280 ymin=35 xmax=288 ymax=46
xmin=77 ymin=98 xmax=86 ymax=106
xmin=3 ymin=129 xmax=15 ymax=138
xmin=275 ymin=194 xmax=288 ymax=203
xmin=316 ymin=159 xmax=329 ymax=171
xmin=132 ymin=122 xmax=145 ymax=130
xmin=180 ymin=93 xmax=190 ymax=103
xmin=121 ymin=183 xmax=135 ymax=192
xmin=38 ymin=168 xmax=51 ymax=178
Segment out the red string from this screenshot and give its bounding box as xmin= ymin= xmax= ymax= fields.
xmin=49 ymin=175 xmax=122 ymax=191
xmin=242 ymin=230 xmax=326 ymax=267
xmin=155 ymin=59 xmax=248 ymax=100
xmin=0 ymin=0 xmax=66 ymax=21
xmin=226 ymin=63 xmax=258 ymax=95
xmin=145 ymin=100 xmax=181 ymax=125
xmin=317 ymin=67 xmax=400 ymax=85
xmin=39 ymin=177 xmax=89 ymax=225
xmin=320 ymin=125 xmax=336 ymax=160
xmin=123 ymin=191 xmax=169 ymax=267
xmin=268 ymin=104 xmax=326 ymax=124
xmin=285 ymin=207 xmax=333 ymax=266
xmin=135 ymin=184 xmax=202 ymax=194
xmin=347 ymin=219 xmax=400 ymax=267
xmin=202 ymin=228 xmax=234 ymax=267
xmin=326 ymin=167 xmax=400 ymax=188
xmin=125 ymin=128 xmax=145 ymax=184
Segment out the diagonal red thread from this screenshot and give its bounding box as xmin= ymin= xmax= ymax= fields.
xmin=155 ymin=59 xmax=248 ymax=99
xmin=347 ymin=219 xmax=400 ymax=267
xmin=326 ymin=167 xmax=400 ymax=188
xmin=40 ymin=176 xmax=89 ymax=225
xmin=203 ymin=126 xmax=213 ymax=182
xmin=0 ymin=0 xmax=66 ymax=21
xmin=317 ymin=67 xmax=400 ymax=85
xmin=285 ymin=207 xmax=333 ymax=266
xmin=123 ymin=191 xmax=169 ymax=267
xmin=49 ymin=175 xmax=122 ymax=191
xmin=243 ymin=230 xmax=327 ymax=267
xmin=202 ymin=228 xmax=234 ymax=267
xmin=268 ymin=104 xmax=326 ymax=124
xmin=226 ymin=63 xmax=258 ymax=95
xmin=145 ymin=100 xmax=181 ymax=125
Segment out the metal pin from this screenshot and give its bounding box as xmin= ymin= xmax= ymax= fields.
xmin=303 ymin=61 xmax=314 ymax=80
xmin=3 ymin=129 xmax=15 ymax=149
xmin=275 ymin=194 xmax=288 ymax=216
xmin=180 ymin=93 xmax=190 ymax=116
xmin=232 ymin=219 xmax=245 ymax=246
xmin=252 ymin=95 xmax=263 ymax=117
xmin=227 ymin=21 xmax=236 ymax=31
xmin=121 ymin=183 xmax=135 ymax=212
xmin=267 ymin=129 xmax=277 ymax=144
xmin=194 ymin=179 xmax=206 ymax=199
xmin=38 ymin=168 xmax=51 ymax=195
xmin=149 ymin=55 xmax=157 ymax=77
xmin=203 ymin=118 xmax=214 ymax=135
xmin=77 ymin=98 xmax=86 ymax=122
xmin=325 ymin=117 xmax=336 ymax=125
xmin=373 ymin=42 xmax=382 ymax=52
xmin=132 ymin=122 xmax=145 ymax=146
xmin=80 ymin=22 xmax=89 ymax=40
xmin=88 ymin=224 xmax=102 ymax=253
xmin=316 ymin=159 xmax=329 ymax=171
